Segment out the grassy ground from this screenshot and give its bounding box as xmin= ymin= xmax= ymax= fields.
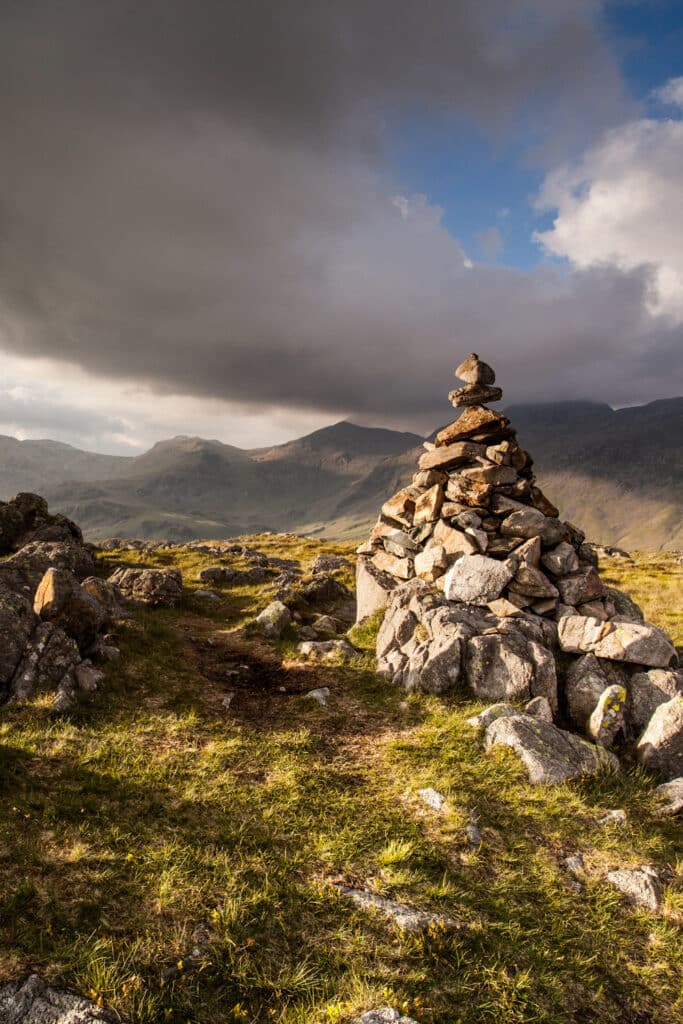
xmin=0 ymin=541 xmax=681 ymax=1024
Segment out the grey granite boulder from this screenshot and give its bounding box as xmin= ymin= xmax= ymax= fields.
xmin=355 ymin=556 xmax=395 ymax=623
xmin=653 ymin=777 xmax=683 ymax=816
xmin=443 ymin=554 xmax=514 ymax=605
xmin=628 ymin=668 xmax=683 ymax=733
xmin=9 ymin=623 xmax=80 ymax=702
xmin=33 ymin=568 xmax=106 ymax=651
xmin=0 ymin=975 xmax=116 ymax=1024
xmin=637 ymin=695 xmax=683 ymax=780
xmin=558 ymin=615 xmax=677 ymax=668
xmin=108 ymin=567 xmax=183 ymax=608
xmin=564 ymin=653 xmax=614 ymax=730
xmin=485 ymin=713 xmax=619 ymax=784
xmin=466 ymin=634 xmax=557 ymax=711
xmin=254 ymin=600 xmax=291 ymax=640
xmin=405 ymin=634 xmax=463 ymax=695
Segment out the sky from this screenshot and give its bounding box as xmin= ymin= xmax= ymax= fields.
xmin=1 ymin=0 xmax=682 ymax=453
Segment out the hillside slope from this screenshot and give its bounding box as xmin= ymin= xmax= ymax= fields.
xmin=1 ymin=400 xmax=681 ymax=547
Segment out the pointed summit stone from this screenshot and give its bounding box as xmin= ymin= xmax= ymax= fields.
xmin=455 ymin=352 xmax=496 ymax=385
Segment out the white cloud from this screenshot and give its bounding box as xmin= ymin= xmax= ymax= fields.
xmin=655 ymin=76 xmax=683 ymax=108
xmin=0 ymin=351 xmax=332 ymax=453
xmin=535 ymin=95 xmax=683 ymax=321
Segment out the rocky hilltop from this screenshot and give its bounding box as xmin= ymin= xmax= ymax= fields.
xmin=357 ymin=354 xmax=682 ymax=785
xmin=0 ymin=476 xmax=681 ymax=1023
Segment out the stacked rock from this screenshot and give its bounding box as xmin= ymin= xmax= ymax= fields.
xmin=358 ymin=352 xmax=584 ymax=614
xmin=356 ymin=355 xmax=682 ymax=785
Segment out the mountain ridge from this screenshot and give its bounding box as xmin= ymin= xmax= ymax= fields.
xmin=1 ymin=399 xmax=681 ymax=547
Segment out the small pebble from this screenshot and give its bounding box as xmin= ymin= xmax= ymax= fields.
xmin=306 ymin=687 xmax=330 ymax=706
xmin=418 ymin=787 xmax=446 ymax=811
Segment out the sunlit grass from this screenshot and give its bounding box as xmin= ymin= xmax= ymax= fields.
xmin=0 ymin=541 xmax=680 ymax=1023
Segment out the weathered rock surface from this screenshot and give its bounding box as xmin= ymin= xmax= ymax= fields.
xmin=606 ymin=866 xmax=662 ymax=911
xmin=298 ymin=639 xmax=356 ymax=661
xmin=34 ymin=568 xmax=106 ymax=650
xmin=9 ymin=623 xmax=80 ymax=702
xmin=334 ymin=884 xmax=464 ymax=932
xmin=558 ymin=616 xmax=677 ymax=668
xmin=354 ymin=1009 xmax=418 ymax=1024
xmin=108 ymin=567 xmax=183 ymax=607
xmin=628 ymin=669 xmax=683 ymax=734
xmin=455 ymin=352 xmax=496 ymax=385
xmin=636 ymin=695 xmax=683 ymax=780
xmin=443 ymin=555 xmax=514 ymax=605
xmin=310 ymin=553 xmax=350 ymax=574
xmin=255 ymin=600 xmax=291 ymax=640
xmin=485 ymin=714 xmax=619 ymax=784
xmin=355 ymin=557 xmax=396 ymax=623
xmin=587 ymin=685 xmax=626 ymax=748
xmin=417 ymin=787 xmax=447 ymax=811
xmin=0 ymin=493 xmax=83 ymax=554
xmin=0 ymin=974 xmax=116 ymax=1024
xmin=653 ymin=776 xmax=683 ymax=816
xmin=465 ymin=634 xmax=557 ymax=710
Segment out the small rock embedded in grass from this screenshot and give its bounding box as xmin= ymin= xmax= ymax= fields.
xmin=606 ymin=866 xmax=662 ymax=911
xmin=222 ymin=692 xmax=235 ymax=710
xmin=75 ymin=660 xmax=105 ymax=693
xmin=598 ymin=808 xmax=627 ymax=827
xmin=653 ymin=776 xmax=683 ymax=816
xmin=255 ymin=600 xmax=291 ymax=640
xmin=418 ymin=787 xmax=447 ymax=811
xmin=333 ymin=883 xmax=465 ymax=933
xmin=466 ymin=811 xmax=482 ymax=849
xmin=306 ymin=686 xmax=330 ymax=706
xmin=311 ymin=553 xmax=350 ymax=574
xmin=298 ymin=639 xmax=356 ymax=660
xmin=354 ymin=1010 xmax=419 ymax=1024
xmin=561 ymin=852 xmax=586 ymax=891
xmin=195 ymin=589 xmax=220 ymax=602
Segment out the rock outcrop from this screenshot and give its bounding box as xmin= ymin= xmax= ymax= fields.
xmin=0 ymin=494 xmax=124 ymax=711
xmin=107 ymin=566 xmax=183 ymax=607
xmin=0 ymin=975 xmax=116 ymax=1024
xmin=360 ymin=355 xmax=681 ymax=783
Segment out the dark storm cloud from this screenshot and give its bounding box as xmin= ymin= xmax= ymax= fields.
xmin=2 ymin=0 xmax=677 ymax=431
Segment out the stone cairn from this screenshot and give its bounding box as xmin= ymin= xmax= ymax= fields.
xmin=356 ymin=354 xmax=682 ymax=786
